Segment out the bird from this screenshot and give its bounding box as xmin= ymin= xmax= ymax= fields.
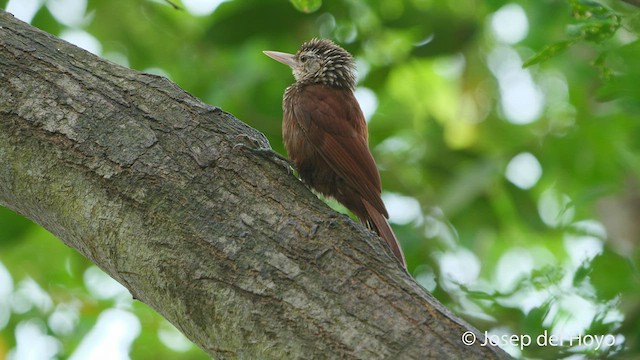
xmin=263 ymin=38 xmax=406 ymax=269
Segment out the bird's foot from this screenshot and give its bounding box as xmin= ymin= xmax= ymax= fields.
xmin=233 ymin=134 xmax=294 ymax=173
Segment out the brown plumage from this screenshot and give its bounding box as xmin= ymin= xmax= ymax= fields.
xmin=264 ymin=39 xmax=406 ymax=268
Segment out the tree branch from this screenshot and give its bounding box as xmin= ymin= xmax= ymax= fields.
xmin=0 ymin=10 xmax=509 ymax=359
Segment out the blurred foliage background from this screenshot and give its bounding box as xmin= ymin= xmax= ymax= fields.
xmin=1 ymin=0 xmax=639 ymax=358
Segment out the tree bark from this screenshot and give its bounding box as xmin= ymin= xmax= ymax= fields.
xmin=0 ymin=10 xmax=509 ymax=360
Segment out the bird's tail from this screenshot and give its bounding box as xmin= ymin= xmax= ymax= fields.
xmin=363 ymin=199 xmax=407 ymax=269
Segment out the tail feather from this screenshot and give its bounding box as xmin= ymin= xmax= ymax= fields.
xmin=362 ymin=199 xmax=407 ymax=269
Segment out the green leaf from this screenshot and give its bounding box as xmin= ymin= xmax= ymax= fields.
xmin=525 ymin=0 xmax=621 ymax=68
xmin=570 ymin=0 xmax=612 ymax=19
xmin=288 ymin=0 xmax=321 ymax=13
xmin=523 ymin=40 xmax=576 ymax=68
xmin=569 ymin=0 xmax=621 ymax=42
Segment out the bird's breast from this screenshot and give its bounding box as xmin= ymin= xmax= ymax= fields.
xmin=283 ymin=101 xmax=314 ymax=167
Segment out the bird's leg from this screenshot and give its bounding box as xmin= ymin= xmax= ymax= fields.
xmin=233 ymin=134 xmax=294 ymax=173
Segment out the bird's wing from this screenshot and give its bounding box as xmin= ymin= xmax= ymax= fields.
xmin=291 ymin=84 xmax=387 ymax=217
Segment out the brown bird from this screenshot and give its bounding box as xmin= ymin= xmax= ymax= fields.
xmin=264 ymin=39 xmax=406 ymax=269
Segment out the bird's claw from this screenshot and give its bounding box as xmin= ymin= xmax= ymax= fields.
xmin=233 ymin=135 xmax=294 ymax=174
xmin=234 ymin=133 xmax=267 ymax=149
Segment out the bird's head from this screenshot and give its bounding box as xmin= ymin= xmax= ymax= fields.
xmin=263 ymin=38 xmax=356 ymax=90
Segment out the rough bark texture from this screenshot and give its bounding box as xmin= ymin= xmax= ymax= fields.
xmin=0 ymin=11 xmax=509 ymax=360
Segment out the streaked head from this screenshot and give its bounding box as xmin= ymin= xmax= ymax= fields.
xmin=263 ymin=38 xmax=356 ymax=90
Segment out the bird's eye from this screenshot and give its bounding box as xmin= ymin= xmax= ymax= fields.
xmin=300 ymin=54 xmax=309 ymax=63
